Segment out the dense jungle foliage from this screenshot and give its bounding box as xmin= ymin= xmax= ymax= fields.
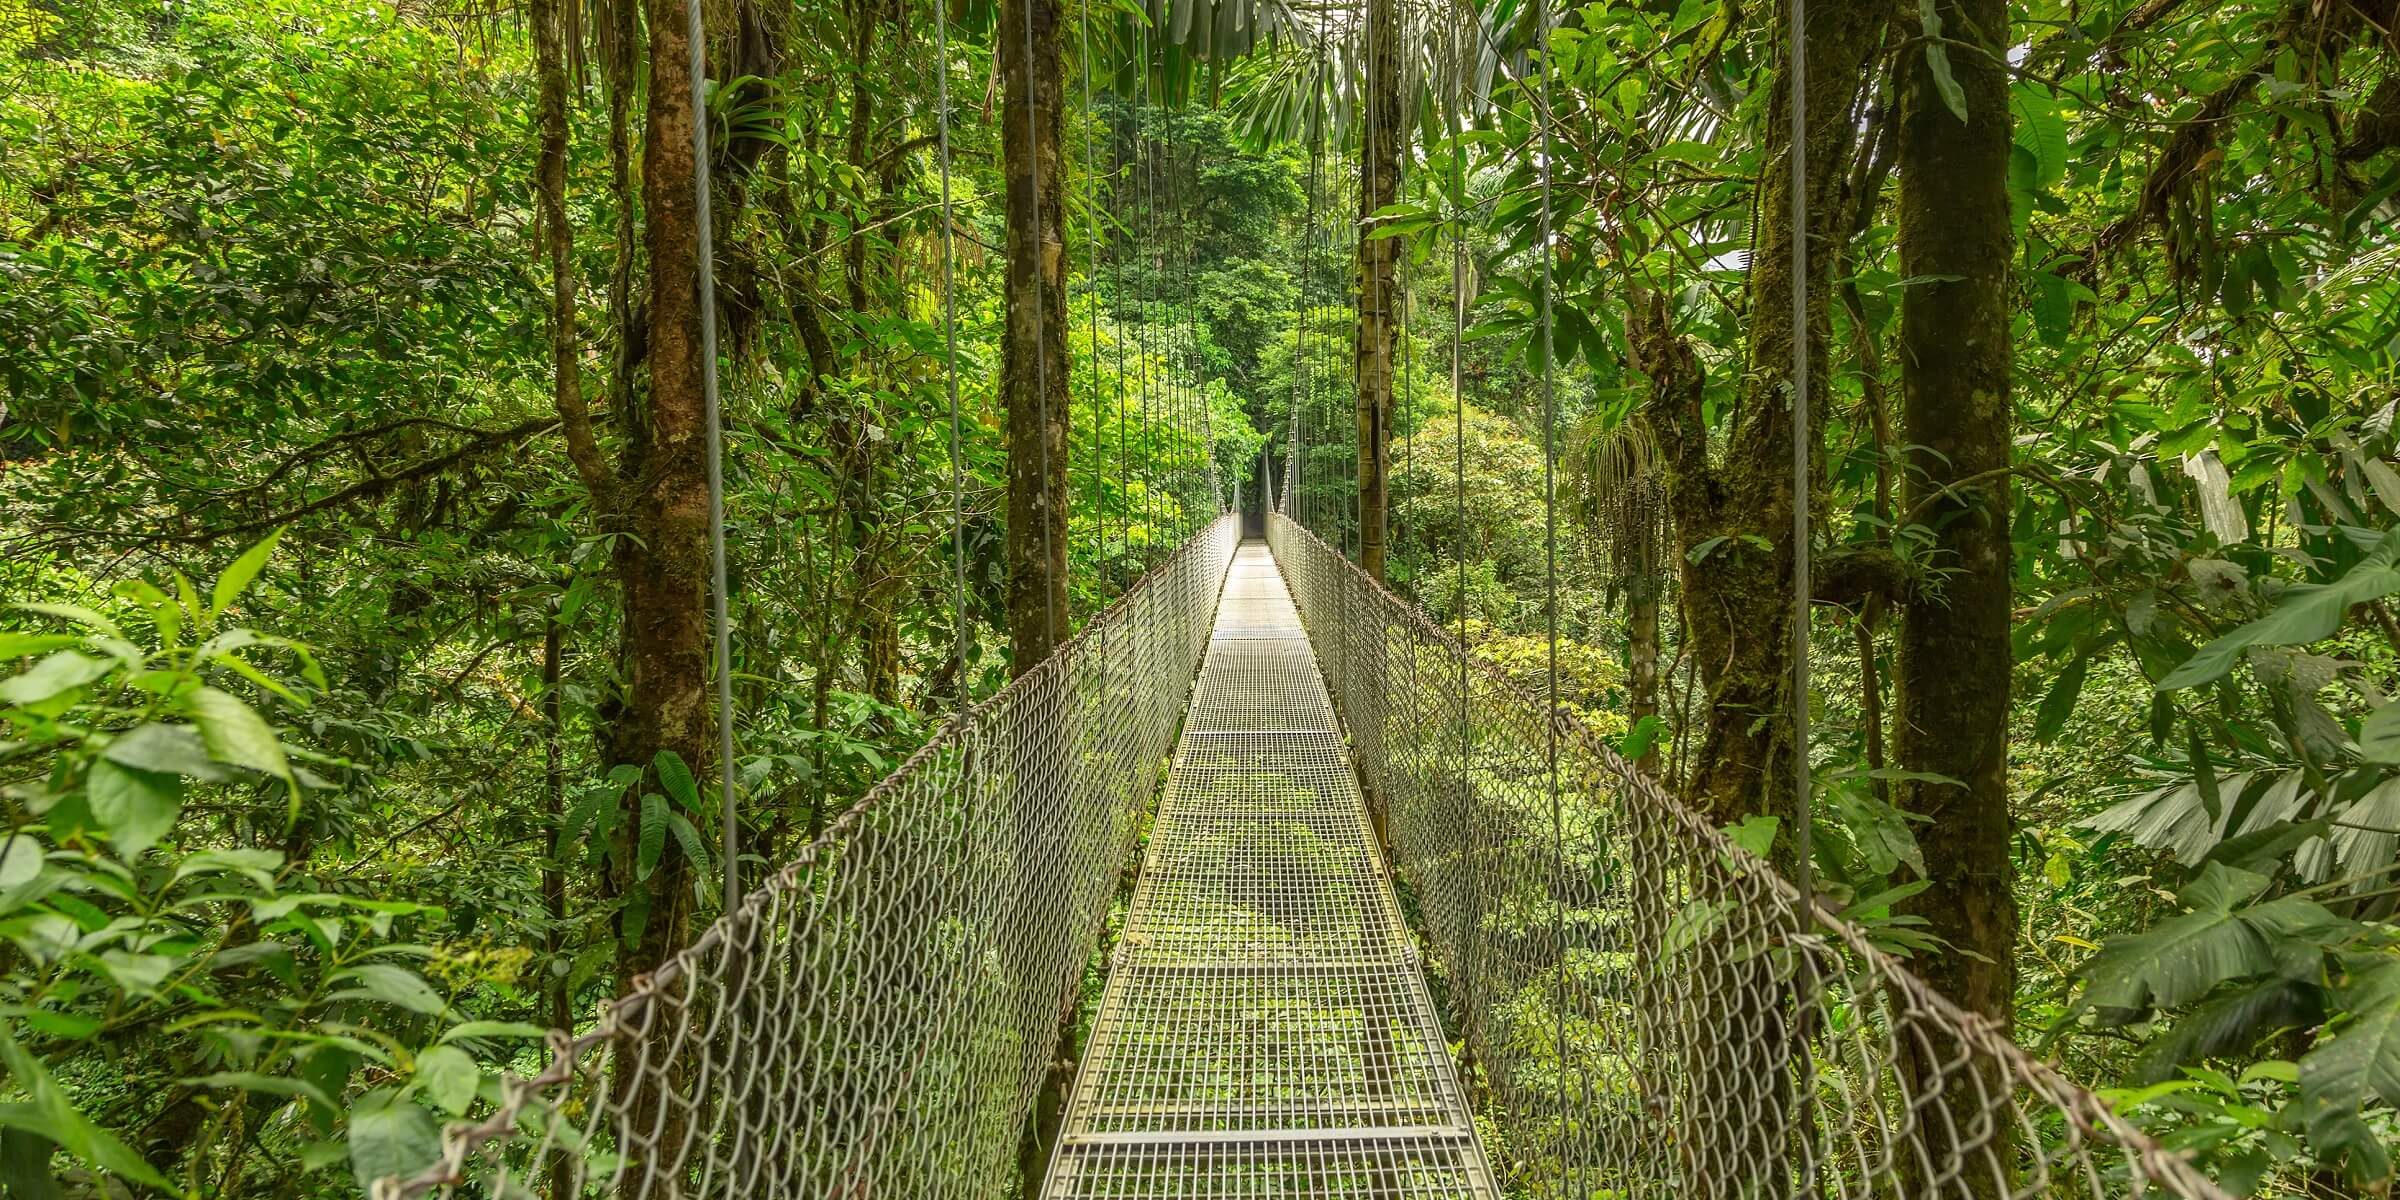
xmin=5 ymin=0 xmax=2400 ymax=1193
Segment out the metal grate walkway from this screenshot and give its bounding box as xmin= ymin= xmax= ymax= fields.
xmin=1041 ymin=543 xmax=1498 ymax=1198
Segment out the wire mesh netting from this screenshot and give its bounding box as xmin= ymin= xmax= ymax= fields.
xmin=374 ymin=515 xmax=1238 ymax=1200
xmin=1265 ymin=512 xmax=2228 ymax=1200
xmin=1040 ymin=544 xmax=1498 ymax=1197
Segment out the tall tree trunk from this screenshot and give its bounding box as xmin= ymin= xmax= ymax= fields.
xmin=1628 ymin=7 xmax=1891 ymax=1194
xmin=1000 ymin=0 xmax=1075 ymax=1190
xmin=1644 ymin=3 xmax=1886 ymax=834
xmin=1353 ymin=0 xmax=1401 ymax=581
xmin=1001 ymin=0 xmax=1070 ymax=673
xmin=1894 ymin=0 xmax=2017 ymax=1185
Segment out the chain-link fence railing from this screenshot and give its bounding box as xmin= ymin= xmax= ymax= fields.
xmin=376 ymin=515 xmax=1238 ymax=1200
xmin=1266 ymin=512 xmax=2228 ymax=1200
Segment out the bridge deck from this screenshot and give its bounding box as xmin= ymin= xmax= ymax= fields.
xmin=1042 ymin=543 xmax=1498 ymax=1198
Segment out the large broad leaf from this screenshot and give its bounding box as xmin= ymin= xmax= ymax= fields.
xmin=653 ymin=750 xmax=701 ymax=812
xmin=637 ymin=792 xmax=668 ymax=882
xmin=2159 ymin=528 xmax=2400 ymax=690
xmin=2088 ymin=770 xmax=2314 ymax=864
xmin=102 ymin=722 xmax=231 ymax=782
xmin=2078 ymin=865 xmax=2342 ymax=1019
xmin=209 ymin=528 xmax=282 ymax=620
xmin=0 ymin=652 xmax=108 ymax=707
xmin=2300 ymin=966 xmax=2400 ymax=1180
xmin=2360 ymin=702 xmax=2400 ymax=764
xmin=187 ymin=686 xmax=292 ymax=782
xmin=84 ymin=759 xmax=181 ymax=857
xmin=347 ymin=1089 xmax=441 ymax=1194
xmin=409 ymin=1045 xmax=479 ymax=1117
xmin=328 ymin=964 xmax=449 ymax=1017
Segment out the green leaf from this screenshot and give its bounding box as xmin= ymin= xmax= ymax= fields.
xmin=2159 ymin=529 xmax=2400 ymax=690
xmin=0 ymin=635 xmax=78 ymax=661
xmin=1616 ymin=715 xmax=1664 ymax=761
xmin=2033 ymin=654 xmax=2090 ymax=743
xmin=0 ymin=653 xmax=108 ymax=707
xmin=2011 ymin=82 xmax=2067 ymax=187
xmin=438 ymin=1021 xmax=550 ymax=1044
xmin=210 ymin=528 xmax=283 ymax=620
xmin=8 ymin=604 xmax=122 ymax=642
xmin=637 ymin=793 xmax=667 ymax=882
xmin=2079 ymin=873 xmax=2343 ymax=1020
xmin=666 ymin=812 xmax=710 ymax=878
xmin=84 ymin=760 xmax=182 ymax=857
xmin=173 ymin=847 xmax=284 ymax=887
xmin=0 ymin=1030 xmax=171 ymax=1190
xmin=103 ymin=723 xmax=231 ymax=782
xmin=347 ymin=1089 xmax=440 ymax=1194
xmin=329 ymin=964 xmax=449 ymax=1017
xmin=2300 ymin=969 xmax=2400 ymax=1179
xmin=1725 ymin=814 xmax=1778 ymax=861
xmin=188 ymin=686 xmax=292 ymax=782
xmin=2360 ymin=701 xmax=2400 ymax=764
xmin=96 ymin=951 xmax=174 ymax=994
xmin=0 ymin=838 xmax=42 ymax=892
xmin=653 ymin=749 xmax=701 ymax=812
xmin=0 ymin=1128 xmax=64 ymax=1200
xmin=409 ymin=1045 xmax=478 ymax=1117
xmin=1918 ymin=0 xmax=1969 ymax=122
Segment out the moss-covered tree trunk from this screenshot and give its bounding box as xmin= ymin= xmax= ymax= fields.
xmin=1001 ymin=0 xmax=1070 ymax=672
xmin=1652 ymin=2 xmax=1888 ymax=837
xmin=1894 ymin=0 xmax=2017 ymax=1186
xmin=1000 ymin=0 xmax=1075 ymax=1189
xmin=1353 ymin=0 xmax=1401 ymax=581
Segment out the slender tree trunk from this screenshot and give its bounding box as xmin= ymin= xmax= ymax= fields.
xmin=609 ymin=0 xmax=711 ymax=978
xmin=1627 ymin=551 xmax=1661 ymax=774
xmin=1001 ymin=0 xmax=1070 ymax=672
xmin=1628 ymin=7 xmax=1891 ymax=1194
xmin=1649 ymin=3 xmax=1887 ymax=837
xmin=1353 ymin=0 xmax=1401 ymax=581
xmin=1000 ymin=0 xmax=1076 ymax=1190
xmin=1894 ymin=1 xmax=2017 ymax=1186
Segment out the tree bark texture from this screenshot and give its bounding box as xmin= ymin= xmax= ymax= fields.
xmin=1001 ymin=0 xmax=1071 ymax=675
xmin=1895 ymin=0 xmax=2019 ymax=1145
xmin=1642 ymin=3 xmax=1888 ymax=835
xmin=1627 ymin=9 xmax=1891 ymax=1195
xmin=1000 ymin=0 xmax=1077 ymax=1190
xmin=1353 ymin=0 xmax=1401 ymax=581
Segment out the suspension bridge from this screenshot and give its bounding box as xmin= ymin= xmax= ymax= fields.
xmin=373 ymin=510 xmax=2230 ymax=1199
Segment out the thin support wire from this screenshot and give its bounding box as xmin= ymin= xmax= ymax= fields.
xmin=935 ymin=0 xmax=968 ymax=703
xmin=1530 ymin=0 xmax=1566 ymax=1138
xmin=683 ymin=0 xmax=739 ymax=914
xmin=1788 ymin=0 xmax=1815 ymax=899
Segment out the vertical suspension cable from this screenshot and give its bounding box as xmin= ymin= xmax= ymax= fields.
xmin=936 ymin=0 xmax=968 ymax=702
xmin=1788 ymin=0 xmax=1815 ymax=904
xmin=1110 ymin=76 xmax=1134 ymax=585
xmin=1137 ymin=28 xmax=1157 ymax=559
xmin=1531 ymin=0 xmax=1566 ymax=1135
xmin=1021 ymin=0 xmax=1060 ymax=647
xmin=684 ymin=0 xmax=739 ymax=913
xmin=1082 ymin=0 xmax=1102 ymax=591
